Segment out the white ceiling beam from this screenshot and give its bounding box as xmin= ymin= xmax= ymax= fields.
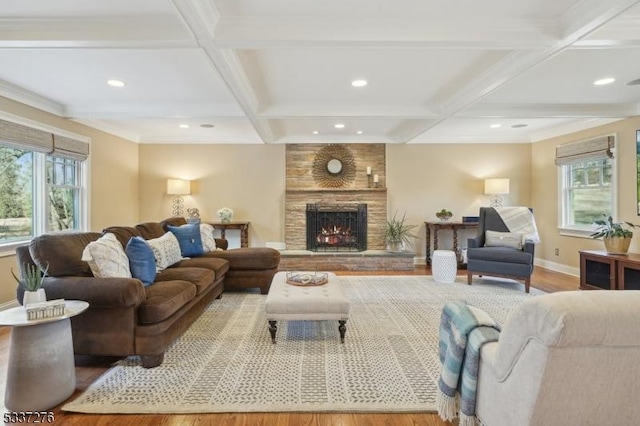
xmin=456 ymin=103 xmax=639 ymax=118
xmin=64 ymin=102 xmax=246 ymax=119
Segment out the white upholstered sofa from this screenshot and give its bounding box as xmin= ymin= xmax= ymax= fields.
xmin=475 ymin=290 xmax=640 ymax=426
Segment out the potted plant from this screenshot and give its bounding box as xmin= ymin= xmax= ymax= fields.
xmin=590 ymin=214 xmax=638 ymax=254
xmin=436 ymin=209 xmax=453 ymax=221
xmin=12 ymin=262 xmax=49 ymax=306
xmin=382 ymin=211 xmax=417 ymax=252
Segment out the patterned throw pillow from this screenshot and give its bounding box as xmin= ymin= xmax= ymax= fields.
xmin=168 ymin=224 xmax=204 ymax=257
xmin=81 ymin=233 xmax=132 ymax=278
xmin=125 ymin=236 xmax=157 ymax=286
xmin=484 ymin=230 xmax=524 ymax=250
xmin=200 ymin=223 xmax=217 ymax=252
xmin=146 ymin=232 xmax=183 ymax=271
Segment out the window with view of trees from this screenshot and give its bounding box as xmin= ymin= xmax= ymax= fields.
xmin=0 ymin=118 xmax=88 ymax=247
xmin=557 ymin=135 xmax=616 ymax=233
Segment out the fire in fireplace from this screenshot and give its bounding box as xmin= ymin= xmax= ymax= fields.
xmin=306 ymin=204 xmax=367 ymax=251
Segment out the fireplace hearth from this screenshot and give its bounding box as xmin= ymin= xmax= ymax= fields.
xmin=306 ymin=204 xmax=367 ymax=251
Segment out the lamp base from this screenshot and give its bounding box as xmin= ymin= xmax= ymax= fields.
xmin=172 ymin=195 xmax=185 ymax=217
xmin=489 ymin=195 xmax=503 ymax=208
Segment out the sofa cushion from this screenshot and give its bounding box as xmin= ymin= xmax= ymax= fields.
xmin=155 ymin=267 xmax=215 ymax=295
xmin=147 ymin=232 xmax=182 ymax=271
xmin=138 ymin=280 xmax=196 ymax=324
xmin=467 ymin=246 xmax=532 ymax=265
xmin=81 ymin=233 xmax=132 ymax=278
xmin=125 ymin=236 xmax=157 ymax=286
xmin=102 ymin=226 xmax=141 ymax=248
xmin=29 ymin=232 xmax=101 ymax=277
xmin=136 ymin=222 xmax=166 ymax=240
xmin=204 ymin=247 xmax=281 ymax=270
xmin=168 ymin=224 xmax=204 ymax=257
xmin=200 ymin=223 xmax=217 ymax=252
xmin=171 ymin=257 xmax=229 ymax=282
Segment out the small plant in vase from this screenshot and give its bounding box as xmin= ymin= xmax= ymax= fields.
xmin=382 ymin=211 xmax=417 ymax=252
xmin=217 ymin=207 xmax=234 ymax=224
xmin=590 ymin=214 xmax=638 ymax=254
xmin=436 ymin=209 xmax=453 ymax=221
xmin=12 ymin=262 xmax=49 ymax=307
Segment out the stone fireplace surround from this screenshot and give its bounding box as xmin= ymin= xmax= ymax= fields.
xmin=285 ymin=144 xmax=387 ymax=251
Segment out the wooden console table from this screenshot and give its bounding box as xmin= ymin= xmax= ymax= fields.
xmin=580 ymin=250 xmax=640 ymax=290
xmin=208 ymin=222 xmax=250 ymax=248
xmin=425 ymin=221 xmax=478 ymax=265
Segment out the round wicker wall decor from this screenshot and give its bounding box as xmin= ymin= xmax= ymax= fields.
xmin=312 ymin=144 xmax=356 ymax=188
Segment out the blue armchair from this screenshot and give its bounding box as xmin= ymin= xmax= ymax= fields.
xmin=466 ymin=207 xmax=535 ymax=293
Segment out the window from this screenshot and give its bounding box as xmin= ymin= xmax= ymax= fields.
xmin=557 ymin=135 xmax=616 ymax=234
xmin=0 ymin=116 xmax=89 ymax=251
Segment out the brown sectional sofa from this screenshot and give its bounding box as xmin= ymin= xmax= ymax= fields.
xmin=15 ymin=218 xmax=280 ymax=368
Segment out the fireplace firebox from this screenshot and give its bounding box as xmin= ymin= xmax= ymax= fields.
xmin=306 ymin=204 xmax=367 ymax=251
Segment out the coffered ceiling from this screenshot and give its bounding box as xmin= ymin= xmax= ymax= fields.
xmin=1 ymin=0 xmax=640 ymax=144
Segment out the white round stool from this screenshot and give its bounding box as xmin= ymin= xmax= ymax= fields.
xmin=432 ymin=250 xmax=457 ymax=283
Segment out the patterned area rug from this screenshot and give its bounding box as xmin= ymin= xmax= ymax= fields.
xmin=62 ymin=276 xmax=543 ymax=414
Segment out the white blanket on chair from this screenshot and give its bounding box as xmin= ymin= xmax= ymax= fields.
xmin=495 ymin=207 xmax=541 ymax=243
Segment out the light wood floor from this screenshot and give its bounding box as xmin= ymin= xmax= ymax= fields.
xmin=0 ymin=267 xmax=579 ymax=425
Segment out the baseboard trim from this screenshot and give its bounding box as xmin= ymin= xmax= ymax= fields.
xmin=0 ymin=299 xmax=20 ymax=311
xmin=535 ymin=258 xmax=579 ymax=277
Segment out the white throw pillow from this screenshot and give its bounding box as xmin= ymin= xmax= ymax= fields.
xmin=81 ymin=233 xmax=132 ymax=278
xmin=147 ymin=232 xmax=183 ymax=271
xmin=200 ymin=223 xmax=217 ymax=252
xmin=484 ymin=230 xmax=524 ymax=250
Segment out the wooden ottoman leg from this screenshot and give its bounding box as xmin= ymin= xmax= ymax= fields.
xmin=338 ymin=320 xmax=347 ymax=343
xmin=268 ymin=320 xmax=277 ymax=343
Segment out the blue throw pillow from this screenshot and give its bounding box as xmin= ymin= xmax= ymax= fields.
xmin=125 ymin=236 xmax=156 ymax=286
xmin=168 ymin=224 xmax=204 ymax=257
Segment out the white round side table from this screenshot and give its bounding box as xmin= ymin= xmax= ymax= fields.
xmin=432 ymin=250 xmax=458 ymax=283
xmin=0 ymin=300 xmax=89 ymax=411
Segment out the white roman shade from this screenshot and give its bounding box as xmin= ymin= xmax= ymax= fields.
xmin=0 ymin=119 xmax=53 ymax=153
xmin=52 ymin=134 xmax=90 ymax=161
xmin=555 ymin=135 xmax=614 ymax=165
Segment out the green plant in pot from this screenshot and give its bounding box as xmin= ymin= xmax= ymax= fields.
xmin=11 ymin=262 xmax=49 ymax=307
xmin=382 ymin=211 xmax=417 ymax=252
xmin=590 ymin=215 xmax=638 ymax=254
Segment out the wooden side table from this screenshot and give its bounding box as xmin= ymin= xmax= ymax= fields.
xmin=208 ymin=221 xmax=250 ymax=248
xmin=0 ymin=300 xmax=89 ymax=411
xmin=425 ymin=221 xmax=479 ymax=265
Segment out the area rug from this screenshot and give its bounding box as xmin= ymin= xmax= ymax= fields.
xmin=62 ymin=276 xmax=544 ymax=414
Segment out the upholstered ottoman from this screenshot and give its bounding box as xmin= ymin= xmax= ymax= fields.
xmin=265 ymin=271 xmax=350 ymax=343
xmin=432 ymin=250 xmax=458 ymax=283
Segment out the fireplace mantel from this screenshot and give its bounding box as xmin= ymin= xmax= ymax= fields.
xmin=286 ymin=188 xmax=387 ymax=194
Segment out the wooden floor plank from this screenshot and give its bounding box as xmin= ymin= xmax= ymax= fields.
xmin=0 ymin=266 xmax=578 ymax=425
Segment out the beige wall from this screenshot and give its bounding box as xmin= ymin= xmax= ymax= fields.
xmin=0 ymin=97 xmax=139 ymax=305
xmin=138 ymin=144 xmax=285 ymax=247
xmin=387 ymin=144 xmax=532 ymax=257
xmin=531 ymin=117 xmax=640 ymax=272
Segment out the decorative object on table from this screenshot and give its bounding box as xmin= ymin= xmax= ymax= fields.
xmin=590 ymin=214 xmax=638 ymax=254
xmin=12 ymin=262 xmax=49 ymax=306
xmin=217 ymin=207 xmax=234 ymax=223
xmin=436 ymin=209 xmax=453 ymax=221
xmin=382 ymin=211 xmax=417 ymax=252
xmin=25 ymin=299 xmax=66 ymax=320
xmin=312 ymin=144 xmax=356 ymax=188
xmin=186 ymin=207 xmax=200 ymax=224
xmin=285 ymin=271 xmax=329 ymax=286
xmin=462 ymin=216 xmax=479 ymax=223
xmin=484 ymin=178 xmax=510 ymax=208
xmin=166 ymin=178 xmax=191 ymax=217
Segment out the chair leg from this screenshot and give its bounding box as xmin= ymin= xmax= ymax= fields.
xmin=467 ymin=271 xmax=472 ymax=285
xmin=524 ymin=278 xmax=531 ymax=293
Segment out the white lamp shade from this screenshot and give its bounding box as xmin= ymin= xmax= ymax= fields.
xmin=484 ymin=178 xmax=510 ymax=195
xmin=167 ymin=178 xmax=191 ymax=195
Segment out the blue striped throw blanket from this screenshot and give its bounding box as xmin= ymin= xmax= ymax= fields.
xmin=436 ymin=301 xmax=501 ymax=426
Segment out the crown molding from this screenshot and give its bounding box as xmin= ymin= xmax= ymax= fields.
xmin=0 ymin=79 xmax=65 ymax=116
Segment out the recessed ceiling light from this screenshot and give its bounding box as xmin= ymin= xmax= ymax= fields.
xmin=200 ymin=124 xmax=215 ymax=128
xmin=179 ymin=124 xmax=190 ymax=129
xmin=351 ymin=79 xmax=368 ymax=87
xmin=511 ymin=124 xmax=528 ymax=128
xmin=593 ymin=77 xmax=615 ymax=86
xmin=334 ymin=124 xmax=345 ymax=129
xmin=490 ymin=124 xmax=501 ymax=128
xmin=625 ymin=78 xmax=640 ymax=86
xmin=312 ymin=130 xmax=319 ymax=134
xmin=107 ymin=79 xmax=125 ymax=87
xmin=356 ymin=130 xmax=363 ymax=134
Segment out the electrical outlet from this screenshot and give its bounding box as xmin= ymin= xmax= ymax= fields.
xmin=554 ymin=248 xmax=559 ymax=256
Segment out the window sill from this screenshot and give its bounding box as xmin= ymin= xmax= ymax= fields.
xmin=0 ymin=241 xmax=29 ymax=257
xmin=558 ymin=228 xmax=594 ymax=239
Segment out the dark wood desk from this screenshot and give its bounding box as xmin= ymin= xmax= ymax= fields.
xmin=425 ymin=221 xmax=478 ymax=265
xmin=208 ymin=222 xmax=250 ymax=248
